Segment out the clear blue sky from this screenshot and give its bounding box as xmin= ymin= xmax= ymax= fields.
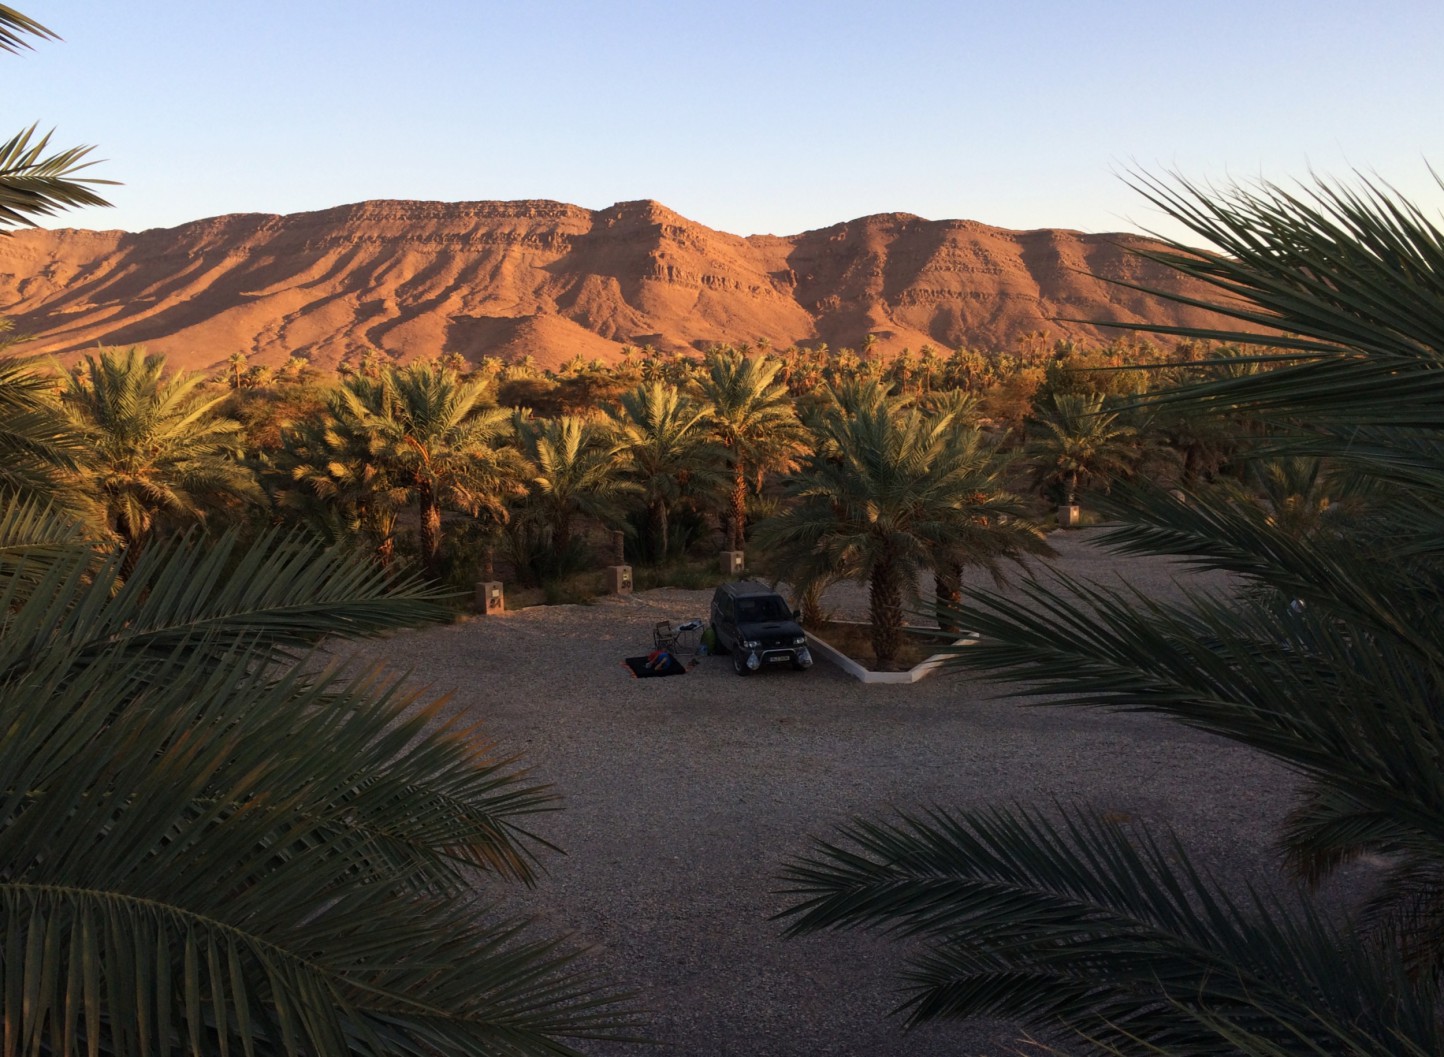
xmin=6 ymin=0 xmax=1442 ymax=241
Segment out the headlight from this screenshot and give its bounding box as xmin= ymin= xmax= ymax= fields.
xmin=792 ymin=636 xmax=807 ymax=646
xmin=742 ymin=639 xmax=761 ymax=649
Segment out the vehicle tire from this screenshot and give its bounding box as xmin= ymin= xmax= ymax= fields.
xmin=732 ymin=650 xmax=750 ymax=676
xmin=791 ymin=654 xmax=808 ymax=671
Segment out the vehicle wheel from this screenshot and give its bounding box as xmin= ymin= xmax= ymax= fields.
xmin=791 ymin=655 xmax=808 ymax=671
xmin=732 ymin=650 xmax=750 ymax=676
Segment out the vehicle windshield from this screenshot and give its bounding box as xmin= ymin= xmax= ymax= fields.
xmin=736 ymin=596 xmax=789 ymax=622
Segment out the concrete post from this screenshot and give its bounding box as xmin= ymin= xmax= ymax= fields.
xmin=475 ymin=580 xmax=505 ymax=615
xmin=607 ymin=564 xmax=633 ymax=595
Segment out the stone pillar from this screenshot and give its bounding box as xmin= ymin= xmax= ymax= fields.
xmin=720 ymin=549 xmax=745 ymax=576
xmin=475 ymin=580 xmax=505 ymax=615
xmin=1057 ymin=504 xmax=1081 ymax=528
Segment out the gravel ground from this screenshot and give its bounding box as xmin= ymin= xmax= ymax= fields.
xmin=338 ymin=528 xmax=1316 ymax=1057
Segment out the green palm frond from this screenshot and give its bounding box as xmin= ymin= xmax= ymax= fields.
xmin=0 ymin=505 xmax=638 ymax=1055
xmin=1093 ymin=172 xmax=1444 ymax=430
xmin=783 ymin=171 xmax=1444 ymax=1052
xmin=778 ymin=804 xmax=1441 ymax=1056
xmin=0 ymin=495 xmax=97 ymax=605
xmin=0 ymin=525 xmax=451 ymax=677
xmin=0 ymin=124 xmax=114 ymax=230
xmin=0 ymin=643 xmax=635 ymax=1055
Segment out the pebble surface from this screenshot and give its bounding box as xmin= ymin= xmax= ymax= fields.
xmin=338 ymin=528 xmax=1319 ymax=1057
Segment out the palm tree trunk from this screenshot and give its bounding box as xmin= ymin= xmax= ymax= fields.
xmin=116 ymin=507 xmax=143 ymax=579
xmin=655 ymin=500 xmax=670 ymax=560
xmin=419 ymin=488 xmax=443 ymax=581
xmin=729 ymin=465 xmax=747 ymax=550
xmin=934 ymin=565 xmax=962 ymax=633
xmin=1182 ymin=443 xmax=1201 ymax=486
xmin=869 ymin=556 xmax=904 ymax=668
xmin=555 ymin=511 xmax=572 ymax=559
xmin=799 ymin=580 xmax=827 ymax=627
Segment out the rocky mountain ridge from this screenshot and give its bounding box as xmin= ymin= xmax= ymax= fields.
xmin=0 ymin=198 xmax=1226 ymax=373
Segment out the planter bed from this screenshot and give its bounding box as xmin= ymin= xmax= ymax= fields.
xmin=805 ymin=620 xmax=978 ymax=684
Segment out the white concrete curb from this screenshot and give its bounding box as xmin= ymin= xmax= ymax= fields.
xmin=805 ymin=623 xmax=979 ymax=684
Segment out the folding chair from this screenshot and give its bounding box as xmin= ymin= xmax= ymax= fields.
xmin=653 ymin=620 xmax=679 ymax=650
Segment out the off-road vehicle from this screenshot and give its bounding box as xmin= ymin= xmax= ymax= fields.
xmin=708 ymin=580 xmax=813 ymax=676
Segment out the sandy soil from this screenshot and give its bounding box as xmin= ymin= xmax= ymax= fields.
xmin=337 ymin=528 xmax=1323 ymax=1057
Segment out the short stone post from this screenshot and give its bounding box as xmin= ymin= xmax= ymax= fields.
xmin=1057 ymin=504 xmax=1081 ymax=528
xmin=475 ymin=579 xmax=505 ymax=615
xmin=476 ymin=545 xmax=505 ymax=614
xmin=607 ymin=529 xmax=633 ymax=595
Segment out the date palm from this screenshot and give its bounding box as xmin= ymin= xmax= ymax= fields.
xmin=608 ymin=381 xmax=726 ymax=560
xmin=0 ymin=500 xmax=637 ymax=1056
xmin=780 ymin=172 xmax=1444 ymax=1055
xmin=1028 ymin=390 xmax=1138 ymax=507
xmin=695 ymin=349 xmax=808 ymax=549
xmin=514 ymin=413 xmax=636 ymax=558
xmin=59 ymin=346 xmax=262 ymax=553
xmin=274 ymin=376 xmax=410 ymax=565
xmin=757 ymin=382 xmax=1044 ymax=667
xmin=370 ymin=364 xmax=525 ymax=581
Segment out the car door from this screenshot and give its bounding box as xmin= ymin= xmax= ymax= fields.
xmin=712 ymin=591 xmax=737 ymax=651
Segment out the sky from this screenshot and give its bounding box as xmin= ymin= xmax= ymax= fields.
xmin=6 ymin=0 xmax=1442 ymax=242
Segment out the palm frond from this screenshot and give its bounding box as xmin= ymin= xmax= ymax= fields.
xmin=779 ymin=804 xmax=1442 ymax=1056
xmin=0 ymin=124 xmax=114 ymax=230
xmin=0 ymin=508 xmax=639 ymax=1054
xmin=0 ymin=5 xmax=55 ymax=53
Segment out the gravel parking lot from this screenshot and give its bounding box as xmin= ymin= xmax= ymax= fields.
xmin=339 ymin=529 xmax=1313 ymax=1057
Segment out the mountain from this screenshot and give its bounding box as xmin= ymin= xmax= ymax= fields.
xmin=0 ymin=198 xmax=1229 ymax=373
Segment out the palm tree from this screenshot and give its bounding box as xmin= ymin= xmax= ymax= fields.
xmin=608 ymin=381 xmax=726 ymax=560
xmin=1028 ymin=390 xmax=1139 ymax=510
xmin=375 ymin=364 xmax=525 ymax=581
xmin=59 ymin=346 xmax=262 ymax=553
xmin=273 ymin=377 xmax=410 ymax=565
xmin=757 ymin=382 xmax=1046 ymax=667
xmin=0 ymin=8 xmax=114 ymax=229
xmin=778 ymin=172 xmax=1444 ymax=1055
xmin=0 ymin=501 xmax=637 ymax=1056
xmin=514 ymin=413 xmax=637 ymax=561
xmin=695 ymin=349 xmax=808 ymax=550
xmin=0 ymin=343 xmax=86 ymax=508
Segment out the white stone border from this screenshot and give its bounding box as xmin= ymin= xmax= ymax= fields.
xmin=804 ymin=622 xmax=979 ymax=684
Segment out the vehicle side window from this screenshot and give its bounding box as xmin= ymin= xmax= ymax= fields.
xmin=718 ymin=595 xmax=734 ymax=622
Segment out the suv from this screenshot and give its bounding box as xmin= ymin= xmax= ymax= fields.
xmin=709 ymin=580 xmax=813 ymax=676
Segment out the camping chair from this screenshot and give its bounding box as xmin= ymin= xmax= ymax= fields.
xmin=653 ymin=620 xmax=680 ymax=650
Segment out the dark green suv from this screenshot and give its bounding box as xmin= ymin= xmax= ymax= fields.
xmin=709 ymin=580 xmax=813 ymax=676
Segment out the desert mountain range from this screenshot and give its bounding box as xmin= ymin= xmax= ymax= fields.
xmin=0 ymin=198 xmax=1228 ymax=374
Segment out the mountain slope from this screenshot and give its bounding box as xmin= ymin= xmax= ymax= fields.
xmin=0 ymin=198 xmax=1229 ymax=373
